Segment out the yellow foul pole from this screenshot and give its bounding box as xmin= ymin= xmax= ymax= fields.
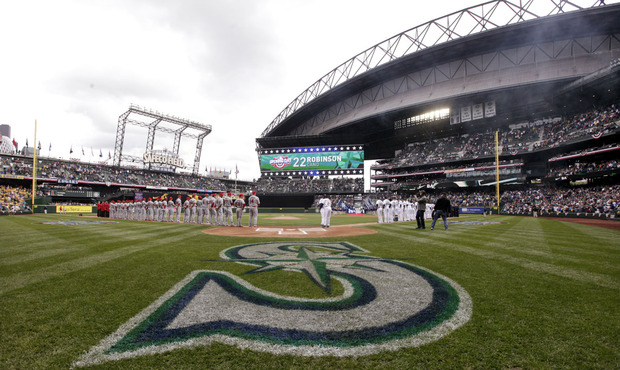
xmin=494 ymin=130 xmax=500 ymax=214
xmin=32 ymin=120 xmax=38 ymax=211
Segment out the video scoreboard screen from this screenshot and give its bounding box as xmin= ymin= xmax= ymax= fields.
xmin=259 ymin=145 xmax=364 ymax=176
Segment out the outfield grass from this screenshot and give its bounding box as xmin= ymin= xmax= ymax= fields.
xmin=0 ymin=213 xmax=618 ymax=369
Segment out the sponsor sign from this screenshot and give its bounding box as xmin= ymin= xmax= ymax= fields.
xmin=57 ymin=205 xmax=93 ymax=213
xmin=143 ymin=152 xmax=185 ymax=168
xmin=459 ymin=207 xmax=485 ymax=214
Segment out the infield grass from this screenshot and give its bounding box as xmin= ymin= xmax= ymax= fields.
xmin=0 ymin=213 xmax=618 ymax=369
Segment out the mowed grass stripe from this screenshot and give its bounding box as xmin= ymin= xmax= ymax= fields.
xmin=378 ymin=226 xmax=620 ymax=290
xmin=0 ymin=248 xmax=81 ymax=266
xmin=0 ymin=217 xmax=168 ymax=254
xmin=0 ymin=228 xmax=193 ymax=296
xmin=0 ymin=222 xmax=197 ymax=269
xmin=447 ymin=218 xmax=619 ymax=256
xmin=457 ymin=222 xmax=619 ymax=268
xmin=0 ymin=226 xmax=197 ymax=278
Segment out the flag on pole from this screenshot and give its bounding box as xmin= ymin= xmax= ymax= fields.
xmin=235 ymin=164 xmax=239 ymax=175
xmin=108 ymin=151 xmax=111 ymax=159
xmin=82 ymin=147 xmax=85 ymax=155
xmin=12 ymin=138 xmax=17 ymax=149
xmin=26 ymin=138 xmax=29 ymax=148
xmin=49 ymin=143 xmax=52 ymax=151
xmin=99 ymin=149 xmax=103 ymax=157
xmin=70 ymin=146 xmax=73 ymax=154
xmin=38 ymin=141 xmax=42 ymax=150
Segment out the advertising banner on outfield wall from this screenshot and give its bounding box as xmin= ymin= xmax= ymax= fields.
xmin=57 ymin=205 xmax=94 ymax=213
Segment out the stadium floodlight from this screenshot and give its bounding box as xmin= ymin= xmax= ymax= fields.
xmin=113 ymin=104 xmax=212 ymax=175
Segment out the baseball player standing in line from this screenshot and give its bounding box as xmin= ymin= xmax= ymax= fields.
xmin=376 ymin=197 xmax=384 ymax=223
xmin=167 ymin=197 xmax=174 ymax=222
xmin=196 ymin=196 xmax=204 ymax=224
xmin=215 ymin=193 xmax=224 ymax=225
xmin=147 ymin=198 xmax=154 ymax=221
xmin=248 ymin=191 xmax=260 ymax=227
xmin=175 ymin=195 xmax=182 ymax=222
xmin=208 ymin=192 xmax=217 ymax=225
xmin=234 ymin=193 xmax=245 ymax=227
xmin=200 ymin=196 xmax=208 ymax=224
xmin=183 ymin=196 xmax=191 ymax=223
xmin=223 ymin=192 xmax=234 ymax=226
xmin=318 ymin=194 xmax=332 ymax=228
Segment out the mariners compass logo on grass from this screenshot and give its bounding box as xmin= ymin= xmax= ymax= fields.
xmin=74 ymin=242 xmax=472 ymax=366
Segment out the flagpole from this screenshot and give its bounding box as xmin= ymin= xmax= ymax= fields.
xmin=32 ymin=120 xmax=38 ymax=212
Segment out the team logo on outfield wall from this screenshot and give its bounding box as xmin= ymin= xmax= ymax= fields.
xmin=74 ymin=242 xmax=472 ymax=366
xmin=269 ymin=155 xmax=292 ymax=169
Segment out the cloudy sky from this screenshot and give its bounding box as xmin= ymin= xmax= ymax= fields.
xmin=0 ymin=0 xmax=609 ymax=184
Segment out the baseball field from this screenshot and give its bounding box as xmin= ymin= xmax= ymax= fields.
xmin=0 ymin=213 xmax=618 ymax=369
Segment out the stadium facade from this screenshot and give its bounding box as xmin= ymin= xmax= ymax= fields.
xmin=256 ymin=1 xmax=619 ymax=192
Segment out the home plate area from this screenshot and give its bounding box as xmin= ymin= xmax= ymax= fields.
xmin=202 ymin=225 xmax=376 ymax=238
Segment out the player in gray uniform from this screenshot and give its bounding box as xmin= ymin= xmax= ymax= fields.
xmin=183 ymin=196 xmax=191 ymax=223
xmin=195 ymin=196 xmax=203 ymax=224
xmin=234 ymin=193 xmax=245 ymax=227
xmin=223 ymin=192 xmax=234 ymax=226
xmin=175 ymin=195 xmax=182 ymax=222
xmin=166 ymin=197 xmax=174 ymax=222
xmin=248 ymin=191 xmax=260 ymax=227
xmin=190 ymin=195 xmax=199 ymax=223
xmin=215 ymin=193 xmax=224 ymax=225
xmin=208 ymin=193 xmax=217 ymax=225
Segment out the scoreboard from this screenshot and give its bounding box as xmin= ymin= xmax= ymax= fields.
xmin=259 ymin=145 xmax=364 ymax=176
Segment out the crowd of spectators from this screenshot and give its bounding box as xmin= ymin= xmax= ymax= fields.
xmin=0 ymin=155 xmax=230 ymax=191
xmin=548 ymin=159 xmax=619 ymax=177
xmin=500 ymin=185 xmax=619 ymax=217
xmin=256 ymin=177 xmax=364 ymax=193
xmin=374 ymin=103 xmax=619 ymax=170
xmin=0 ymin=185 xmax=30 ymax=214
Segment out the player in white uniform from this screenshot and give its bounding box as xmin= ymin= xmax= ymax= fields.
xmin=318 ymin=195 xmax=332 ymax=228
xmin=248 ymin=191 xmax=260 ymax=227
xmin=223 ymin=192 xmax=234 ymax=226
xmin=234 ymin=193 xmax=245 ymax=227
xmin=376 ymin=197 xmax=384 ymax=223
xmin=382 ymin=198 xmax=391 ymax=223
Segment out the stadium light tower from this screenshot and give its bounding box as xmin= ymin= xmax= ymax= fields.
xmin=113 ymin=104 xmax=212 ymax=175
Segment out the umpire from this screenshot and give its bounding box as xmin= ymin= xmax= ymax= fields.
xmin=431 ymin=193 xmax=451 ymax=231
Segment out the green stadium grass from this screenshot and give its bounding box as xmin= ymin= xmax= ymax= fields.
xmin=0 ymin=213 xmax=618 ymax=369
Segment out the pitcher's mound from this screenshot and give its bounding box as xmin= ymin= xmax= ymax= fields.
xmin=202 ymin=225 xmax=377 ymax=238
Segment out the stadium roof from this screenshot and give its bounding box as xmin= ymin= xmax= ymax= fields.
xmin=260 ymin=0 xmax=617 ymax=139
